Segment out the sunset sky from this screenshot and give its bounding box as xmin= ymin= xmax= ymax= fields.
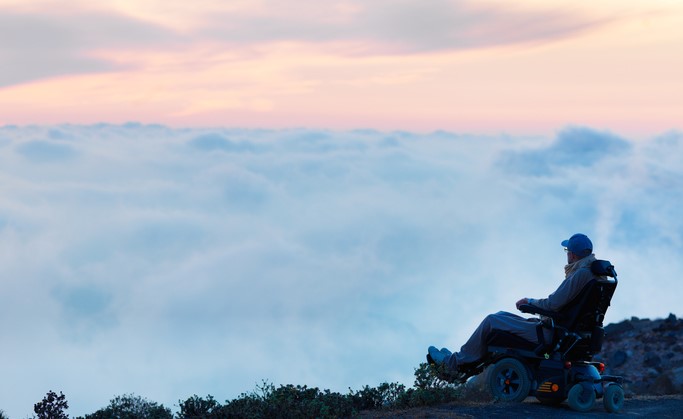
xmin=2 ymin=0 xmax=682 ymax=135
xmin=2 ymin=1 xmax=683 ymax=417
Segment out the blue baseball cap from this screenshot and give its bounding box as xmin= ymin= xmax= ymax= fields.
xmin=561 ymin=233 xmax=593 ymax=257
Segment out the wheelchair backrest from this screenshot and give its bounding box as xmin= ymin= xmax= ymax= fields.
xmin=554 ymin=260 xmax=618 ymax=332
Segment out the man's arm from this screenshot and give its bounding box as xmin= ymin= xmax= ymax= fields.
xmin=521 ymin=269 xmax=594 ymax=312
xmin=515 ymin=298 xmax=529 ymax=309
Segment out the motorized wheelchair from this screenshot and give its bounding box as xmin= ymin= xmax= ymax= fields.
xmin=429 ymin=259 xmax=625 ymax=412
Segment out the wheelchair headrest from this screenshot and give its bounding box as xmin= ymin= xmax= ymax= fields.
xmin=590 ymin=259 xmax=616 ymax=278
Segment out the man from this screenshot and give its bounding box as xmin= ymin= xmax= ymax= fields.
xmin=428 ymin=233 xmax=598 ymax=373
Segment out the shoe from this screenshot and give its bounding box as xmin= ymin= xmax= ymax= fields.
xmin=427 ymin=346 xmax=462 ymax=383
xmin=427 ymin=346 xmax=449 ymax=364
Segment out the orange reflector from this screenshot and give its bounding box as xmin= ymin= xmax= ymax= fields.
xmin=598 ymin=363 xmax=605 ymax=373
xmin=551 ymin=384 xmax=559 ymax=392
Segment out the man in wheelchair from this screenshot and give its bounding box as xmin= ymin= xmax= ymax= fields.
xmin=427 ymin=233 xmax=624 ymax=412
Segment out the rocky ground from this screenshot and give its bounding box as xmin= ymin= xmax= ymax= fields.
xmin=597 ymin=313 xmax=683 ymax=395
xmin=361 ymin=395 xmax=683 ymax=418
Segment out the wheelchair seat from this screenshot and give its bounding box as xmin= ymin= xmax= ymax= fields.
xmin=486 ymin=330 xmax=538 ymax=351
xmin=488 ymin=259 xmax=618 ymax=361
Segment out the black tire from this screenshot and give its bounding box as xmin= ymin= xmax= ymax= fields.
xmin=487 ymin=358 xmax=531 ymax=402
xmin=603 ymin=384 xmax=624 ymax=413
xmin=567 ymin=383 xmax=595 ymax=412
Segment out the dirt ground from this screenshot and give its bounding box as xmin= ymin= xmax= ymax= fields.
xmin=359 ymin=394 xmax=683 ymax=418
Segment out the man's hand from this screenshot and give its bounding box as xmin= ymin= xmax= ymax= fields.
xmin=516 ymin=298 xmax=529 ymax=310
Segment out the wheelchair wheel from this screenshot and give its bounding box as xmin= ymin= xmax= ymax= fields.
xmin=603 ymin=384 xmax=624 ymax=413
xmin=567 ymin=383 xmax=595 ymax=412
xmin=487 ymin=358 xmax=531 ymax=402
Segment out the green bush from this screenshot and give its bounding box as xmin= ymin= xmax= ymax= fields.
xmin=77 ymin=394 xmax=172 ymax=419
xmin=34 ymin=390 xmax=69 ymax=419
xmin=402 ymin=362 xmax=463 ymax=407
xmin=176 ymin=363 xmax=463 ymax=418
xmin=183 ymin=382 xmax=356 ymax=419
xmin=66 ymin=362 xmax=463 ymax=418
xmin=349 ymin=382 xmax=406 ymax=410
xmin=177 ymin=394 xmax=222 ymax=418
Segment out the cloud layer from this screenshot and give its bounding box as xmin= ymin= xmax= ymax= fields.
xmin=0 ymin=124 xmax=682 ymax=416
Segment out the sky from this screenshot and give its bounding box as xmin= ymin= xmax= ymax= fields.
xmin=0 ymin=0 xmax=682 ymax=135
xmin=1 ymin=0 xmax=683 ymax=418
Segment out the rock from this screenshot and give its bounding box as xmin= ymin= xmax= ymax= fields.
xmin=629 ymin=380 xmax=649 ymax=395
xmin=670 ymin=366 xmax=683 ymax=393
xmin=664 ymin=332 xmax=679 ymax=345
xmin=655 ymin=316 xmax=683 ymax=332
xmin=644 ymin=352 xmax=662 ymax=368
xmin=632 ymin=318 xmax=653 ymax=330
xmin=605 ymin=320 xmax=635 ymax=338
xmin=595 ymin=314 xmax=682 ymax=395
xmin=460 ymin=365 xmax=493 ymax=402
xmin=650 ymin=366 xmax=683 ymax=395
xmin=650 ymin=374 xmax=675 ymax=395
xmin=611 ymin=350 xmax=629 ymax=368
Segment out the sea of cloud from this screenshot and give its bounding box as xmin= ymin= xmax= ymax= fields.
xmin=0 ymin=124 xmax=681 ymax=416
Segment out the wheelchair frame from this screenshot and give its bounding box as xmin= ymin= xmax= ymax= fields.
xmin=434 ymin=259 xmax=625 ymax=412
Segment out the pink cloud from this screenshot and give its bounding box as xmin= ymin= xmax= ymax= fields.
xmin=195 ymin=0 xmax=609 ymax=54
xmin=1 ymin=1 xmax=681 ymax=135
xmin=0 ymin=9 xmax=182 ymax=87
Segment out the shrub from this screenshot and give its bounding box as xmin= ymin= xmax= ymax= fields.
xmin=402 ymin=362 xmax=462 ymax=407
xmin=220 ymin=382 xmax=356 ymax=419
xmin=349 ymin=382 xmax=406 ymax=410
xmin=77 ymin=394 xmax=172 ymax=419
xmin=176 ymin=394 xmax=222 ymax=418
xmin=34 ymin=390 xmax=69 ymax=419
xmin=92 ymin=361 xmax=465 ymax=418
xmin=177 ymin=363 xmax=464 ymax=418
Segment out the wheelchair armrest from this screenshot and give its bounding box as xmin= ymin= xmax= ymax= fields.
xmin=518 ymin=304 xmax=565 ymax=320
